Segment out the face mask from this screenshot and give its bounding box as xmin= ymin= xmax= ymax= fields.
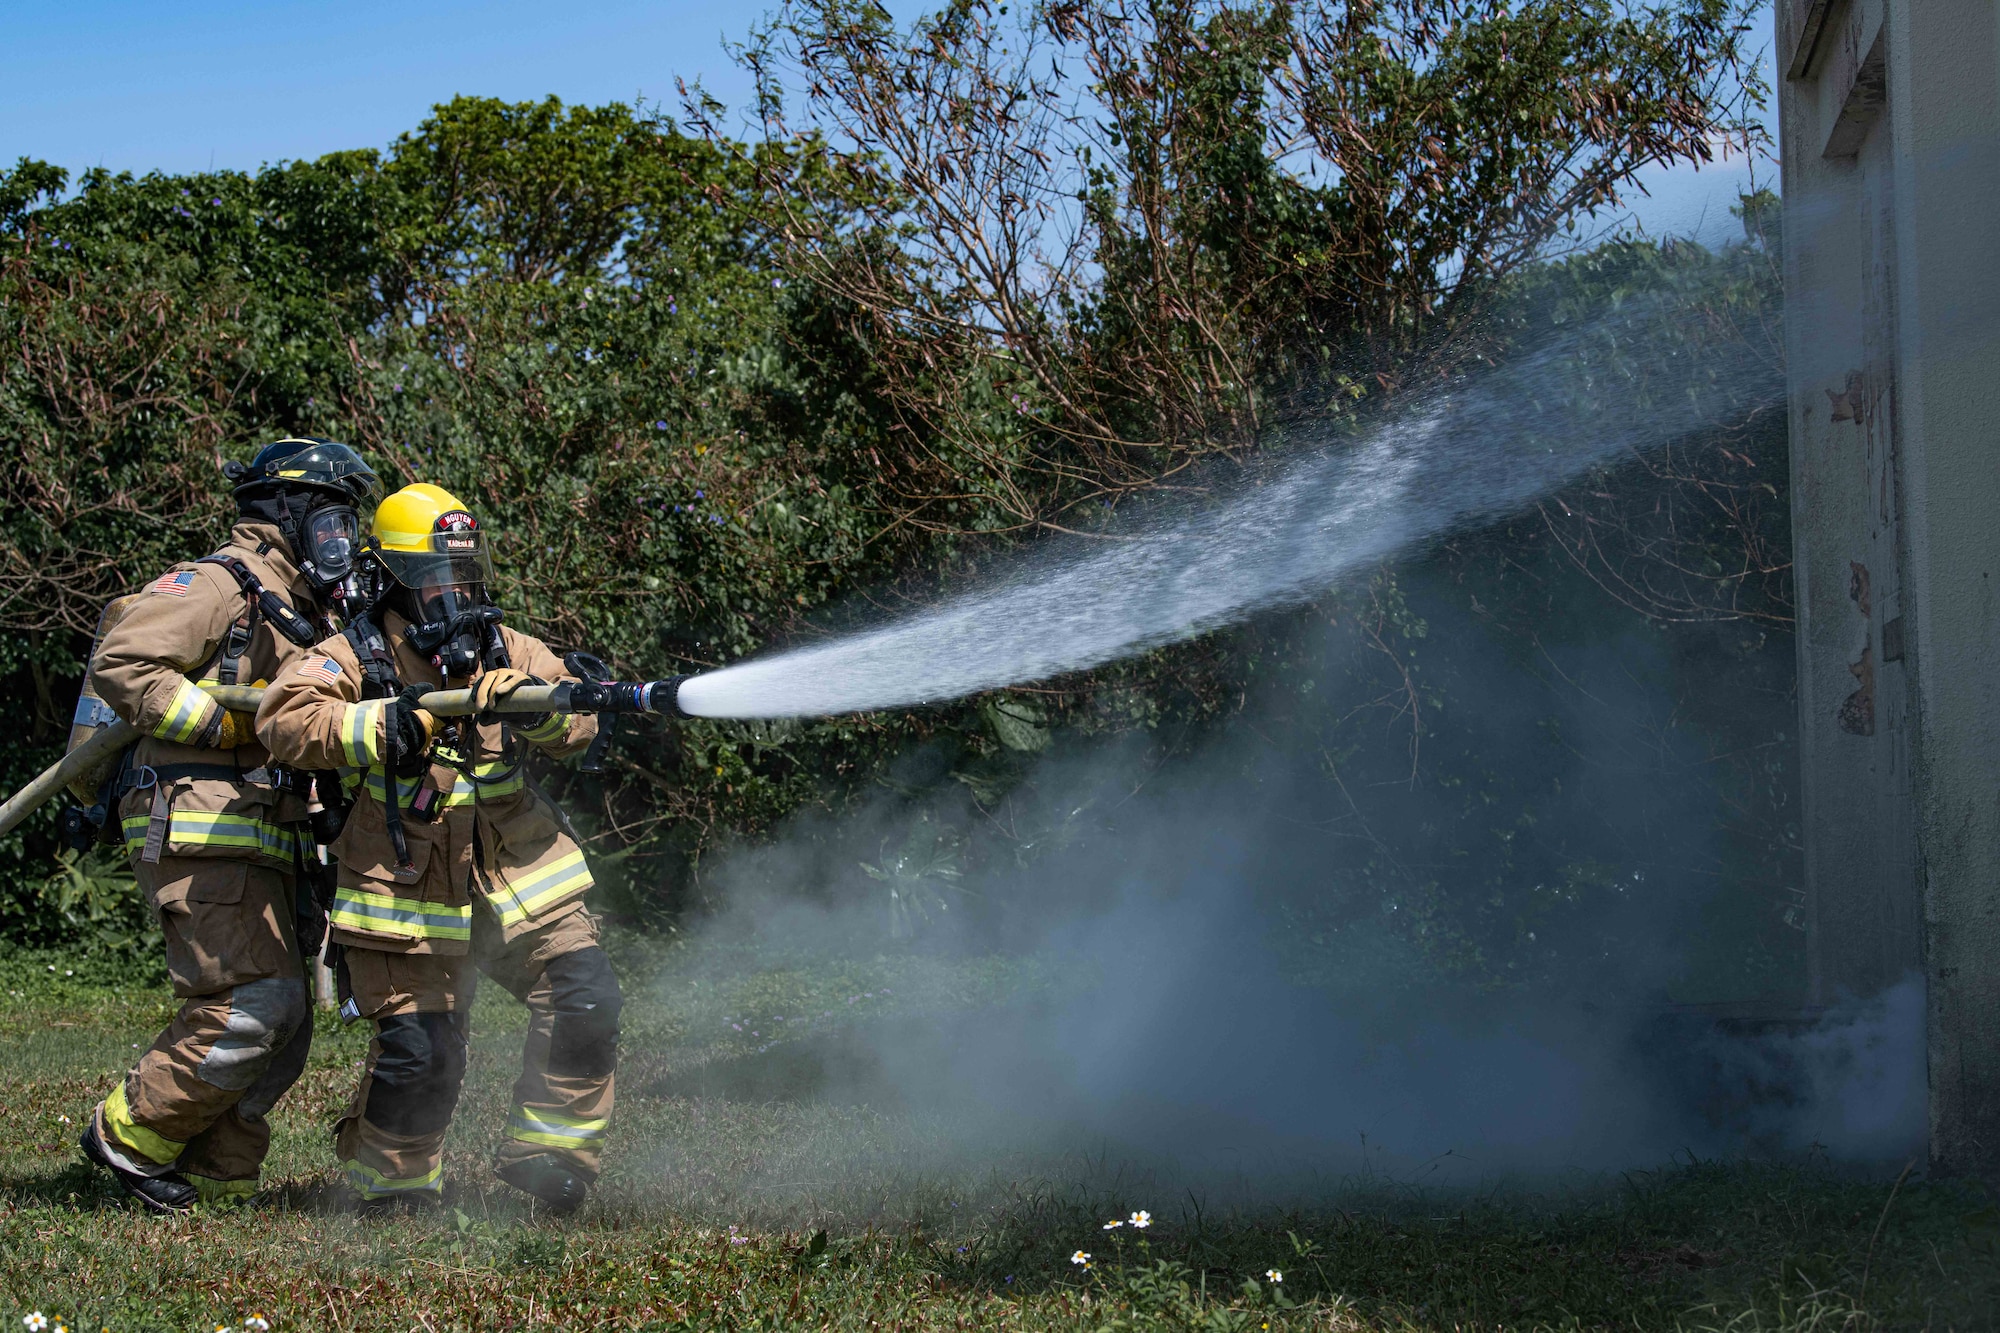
xmin=402 ymin=586 xmax=502 ymax=679
xmin=300 ymin=506 xmax=360 ymax=590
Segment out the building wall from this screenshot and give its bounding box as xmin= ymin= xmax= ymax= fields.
xmin=1779 ymin=0 xmax=2000 ymax=1177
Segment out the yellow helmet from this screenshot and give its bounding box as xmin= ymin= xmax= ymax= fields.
xmin=369 ymin=482 xmax=494 ymax=590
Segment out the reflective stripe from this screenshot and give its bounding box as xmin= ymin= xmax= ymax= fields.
xmin=121 ymin=812 xmax=302 ymax=863
xmin=329 ymin=887 xmax=472 ymax=941
xmin=358 ymin=763 xmax=525 ymax=810
xmin=517 ymin=713 xmax=567 ymax=743
xmin=153 ymin=678 xmax=217 ymax=744
xmin=105 ymin=1083 xmax=183 ymax=1166
xmin=188 ymin=1174 xmax=257 ymax=1206
xmin=342 ymin=1158 xmax=442 ymax=1199
xmin=340 ymin=700 xmax=387 ymax=768
xmin=491 ymin=849 xmax=593 ymax=929
xmin=506 ymin=1105 xmax=609 ymax=1150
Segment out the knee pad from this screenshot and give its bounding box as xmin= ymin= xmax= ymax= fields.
xmin=545 ymin=947 xmax=622 ymax=1079
xmin=196 ymin=976 xmax=311 ymax=1091
xmin=366 ymin=1012 xmax=468 ymax=1136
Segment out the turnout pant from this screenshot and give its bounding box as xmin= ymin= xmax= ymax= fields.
xmin=333 ymin=900 xmax=619 ymax=1201
xmin=92 ymin=856 xmax=313 ymax=1203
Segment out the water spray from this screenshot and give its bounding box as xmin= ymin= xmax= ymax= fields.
xmin=676 ymin=299 xmax=1781 ymax=719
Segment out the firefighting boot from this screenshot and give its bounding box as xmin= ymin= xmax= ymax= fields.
xmin=80 ymin=1119 xmax=197 ymax=1215
xmin=494 ymin=1153 xmax=589 ymax=1214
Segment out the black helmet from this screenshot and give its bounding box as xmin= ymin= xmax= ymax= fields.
xmin=223 ymin=437 xmax=381 ymax=600
xmin=223 ymin=437 xmax=380 ymax=507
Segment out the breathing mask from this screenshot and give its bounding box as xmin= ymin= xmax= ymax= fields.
xmin=299 ymin=504 xmax=361 ymax=593
xmin=403 ymin=583 xmax=504 ymax=680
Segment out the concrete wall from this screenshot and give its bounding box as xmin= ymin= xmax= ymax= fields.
xmin=1779 ymin=0 xmax=2000 ymax=1177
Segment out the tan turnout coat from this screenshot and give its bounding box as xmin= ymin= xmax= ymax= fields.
xmin=92 ymin=521 xmax=330 ymax=880
xmin=255 ymin=616 xmax=598 ymax=955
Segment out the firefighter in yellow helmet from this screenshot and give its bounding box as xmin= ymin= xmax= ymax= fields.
xmin=80 ymin=437 xmax=379 ymax=1213
xmin=257 ymin=483 xmax=620 ymax=1211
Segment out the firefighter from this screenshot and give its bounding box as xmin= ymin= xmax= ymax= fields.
xmin=80 ymin=437 xmax=380 ymax=1212
xmin=257 ymin=482 xmax=621 ymax=1212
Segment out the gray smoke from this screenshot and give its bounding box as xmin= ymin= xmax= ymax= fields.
xmin=653 ymin=610 xmax=1925 ymax=1195
xmin=678 ymin=301 xmax=1776 ymax=719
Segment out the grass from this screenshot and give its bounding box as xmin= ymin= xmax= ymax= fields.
xmin=0 ymin=938 xmax=1991 ymax=1332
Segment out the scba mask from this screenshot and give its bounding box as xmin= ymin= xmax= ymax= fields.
xmin=404 ymin=583 xmax=502 ymax=679
xmin=301 ymin=505 xmax=361 ymax=591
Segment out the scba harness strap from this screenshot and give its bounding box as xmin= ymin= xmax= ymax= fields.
xmin=197 ymin=555 xmax=322 ymax=684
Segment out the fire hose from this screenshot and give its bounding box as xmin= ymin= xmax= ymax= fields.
xmin=0 ymin=676 xmax=689 ymax=841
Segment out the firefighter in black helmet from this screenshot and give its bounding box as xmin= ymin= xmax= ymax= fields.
xmin=78 ymin=437 xmax=378 ymax=1213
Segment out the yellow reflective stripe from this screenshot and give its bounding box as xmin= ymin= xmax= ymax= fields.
xmin=358 ymin=764 xmax=524 ymax=809
xmin=517 ymin=713 xmax=567 ymax=743
xmin=188 ymin=1174 xmax=257 ymax=1206
xmin=342 ymin=1158 xmax=442 ymax=1199
xmin=121 ymin=813 xmax=301 ymax=862
xmin=507 ymin=1105 xmax=608 ymax=1148
xmin=153 ymin=678 xmax=216 ymax=744
xmin=492 ymin=849 xmax=593 ymax=928
xmin=340 ymin=700 xmax=387 ymax=768
xmin=105 ymin=1083 xmax=183 ymax=1166
xmin=329 ymin=887 xmax=472 ymax=941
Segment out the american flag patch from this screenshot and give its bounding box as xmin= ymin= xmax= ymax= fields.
xmin=307 ymin=657 xmax=342 ymax=681
xmin=151 ymin=571 xmax=195 ymax=597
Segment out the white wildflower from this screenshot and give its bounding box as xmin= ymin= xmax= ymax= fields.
xmin=245 ymin=1316 xmax=272 ymax=1332
xmin=1102 ymin=1219 xmax=1123 ymax=1230
xmin=23 ymin=1314 xmax=48 ymax=1333
xmin=1265 ymin=1269 xmax=1283 ymax=1283
xmin=1070 ymin=1250 xmax=1091 ymax=1266
xmin=1129 ymin=1210 xmax=1152 ymax=1229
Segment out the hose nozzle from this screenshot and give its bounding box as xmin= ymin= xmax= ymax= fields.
xmin=563 ymin=675 xmax=694 ymax=717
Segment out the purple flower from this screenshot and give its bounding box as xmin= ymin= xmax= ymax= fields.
xmin=711 ymin=514 xmax=723 ymax=525
xmin=731 ymin=1023 xmax=742 ymax=1031
xmin=655 ymin=420 xmax=668 ymax=430
xmin=694 ymin=490 xmax=704 ymax=499
xmin=209 ymin=197 xmax=221 ymax=206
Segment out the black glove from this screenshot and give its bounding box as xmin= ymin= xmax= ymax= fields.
xmin=389 ymin=684 xmax=436 ymax=777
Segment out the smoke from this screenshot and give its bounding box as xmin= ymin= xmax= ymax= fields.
xmin=678 ymin=294 xmax=1779 ymax=720
xmin=645 ymin=597 xmax=1925 ymax=1199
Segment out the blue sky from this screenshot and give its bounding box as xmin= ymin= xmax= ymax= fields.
xmin=2 ymin=1 xmax=1774 ymax=246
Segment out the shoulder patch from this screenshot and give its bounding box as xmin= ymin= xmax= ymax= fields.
xmin=150 ymin=570 xmax=196 ymax=598
xmin=303 ymin=656 xmax=342 ymax=681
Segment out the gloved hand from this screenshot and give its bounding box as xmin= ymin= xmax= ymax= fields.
xmin=388 ymin=685 xmax=436 ymax=777
xmin=473 ymin=667 xmax=547 ymax=726
xmin=207 ymin=710 xmax=258 ymax=750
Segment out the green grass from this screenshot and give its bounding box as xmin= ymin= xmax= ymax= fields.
xmin=0 ymin=938 xmax=1991 ymax=1332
